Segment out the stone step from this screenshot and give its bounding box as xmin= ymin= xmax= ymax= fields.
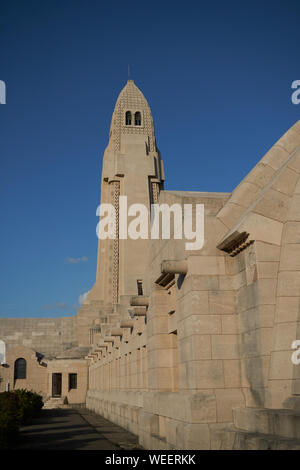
xmin=233 ymin=407 xmax=300 ymax=440
xmin=43 ymin=396 xmax=68 ymax=409
xmin=233 ymin=430 xmax=300 ymax=450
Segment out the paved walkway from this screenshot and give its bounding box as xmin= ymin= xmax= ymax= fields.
xmin=16 ymin=408 xmax=142 ymax=450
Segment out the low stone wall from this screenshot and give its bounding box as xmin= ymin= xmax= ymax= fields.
xmin=86 ymin=389 xmax=237 ymax=449
xmin=86 ymin=390 xmax=142 ymax=438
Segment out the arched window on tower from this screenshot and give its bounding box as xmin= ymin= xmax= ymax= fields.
xmin=125 ymin=111 xmax=132 ymax=125
xmin=14 ymin=358 xmax=27 ymax=380
xmin=134 ymin=111 xmax=141 ymax=126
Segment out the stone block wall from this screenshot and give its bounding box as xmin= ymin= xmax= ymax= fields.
xmin=0 ymin=317 xmax=76 ymax=358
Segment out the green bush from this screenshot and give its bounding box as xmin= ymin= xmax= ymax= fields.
xmin=14 ymin=389 xmax=43 ymax=425
xmin=0 ymin=392 xmax=20 ymax=448
xmin=0 ymin=389 xmax=43 ymax=448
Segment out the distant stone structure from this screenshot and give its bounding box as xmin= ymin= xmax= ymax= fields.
xmin=1 ymin=80 xmax=300 ymax=449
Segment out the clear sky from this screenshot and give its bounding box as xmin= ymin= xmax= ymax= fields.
xmin=0 ymin=0 xmax=300 ymax=318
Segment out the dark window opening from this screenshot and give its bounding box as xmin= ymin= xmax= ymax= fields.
xmin=69 ymin=373 xmax=77 ymax=390
xmin=137 ymin=280 xmax=143 ymax=296
xmin=14 ymin=358 xmax=26 ymax=380
xmin=135 ymin=111 xmax=141 ymax=126
xmin=125 ymin=111 xmax=132 ymax=125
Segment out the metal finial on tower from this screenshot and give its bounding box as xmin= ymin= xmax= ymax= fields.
xmin=128 ymin=64 xmax=130 ymax=80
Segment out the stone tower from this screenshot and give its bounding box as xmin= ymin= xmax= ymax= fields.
xmin=76 ymin=80 xmax=164 ymax=345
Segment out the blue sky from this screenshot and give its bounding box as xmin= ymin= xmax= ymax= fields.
xmin=0 ymin=0 xmax=299 ymax=318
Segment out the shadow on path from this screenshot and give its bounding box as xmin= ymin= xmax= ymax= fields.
xmin=15 ymin=408 xmax=120 ymax=450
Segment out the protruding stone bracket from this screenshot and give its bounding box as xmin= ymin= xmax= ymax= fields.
xmin=131 ymin=306 xmax=147 ymax=316
xmin=217 ymin=231 xmax=254 ymax=257
xmin=155 ymin=272 xmax=174 ymax=288
xmin=130 ymin=295 xmax=149 ymax=307
xmin=103 ymin=337 xmax=114 ymax=345
xmin=120 ymin=319 xmax=134 ymax=329
xmin=161 ymin=260 xmax=188 ymax=275
xmin=111 ymin=328 xmax=123 ymax=337
xmin=97 ymin=343 xmax=108 ymax=350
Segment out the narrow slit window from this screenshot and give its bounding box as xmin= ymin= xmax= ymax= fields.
xmin=125 ymin=111 xmax=132 ymax=125
xmin=137 ymin=280 xmax=143 ymax=296
xmin=134 ymin=111 xmax=141 ymax=126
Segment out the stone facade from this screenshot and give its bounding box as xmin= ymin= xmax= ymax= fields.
xmin=0 ymin=346 xmax=48 ymax=397
xmin=1 ymin=80 xmax=300 ymax=448
xmin=0 ymin=318 xmax=89 ymax=405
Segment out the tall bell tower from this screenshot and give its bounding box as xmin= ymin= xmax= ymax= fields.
xmin=76 ymin=80 xmax=164 ymax=345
